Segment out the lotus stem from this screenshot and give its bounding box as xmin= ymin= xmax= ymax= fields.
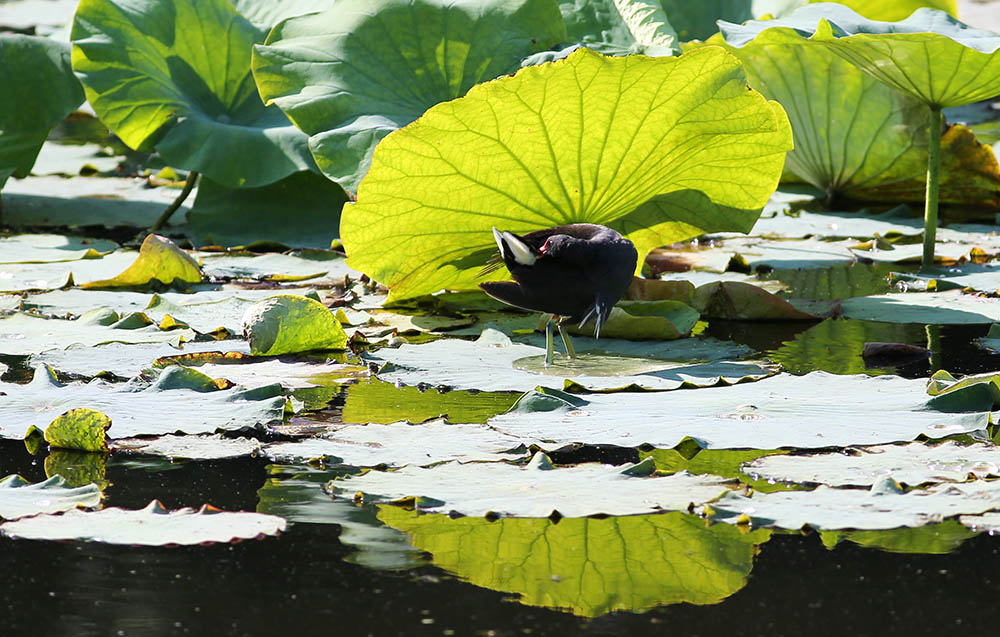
xmin=921 ymin=107 xmax=942 ymax=270
xmin=558 ymin=323 xmax=577 ymax=359
xmin=151 ymin=170 xmax=199 ymax=232
xmin=544 ymin=316 xmax=554 ymax=367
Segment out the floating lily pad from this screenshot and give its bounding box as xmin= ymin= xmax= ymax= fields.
xmin=0 ymin=251 xmax=140 ymax=292
xmin=742 ymin=441 xmax=1000 ymax=487
xmin=839 ymin=290 xmax=1000 ymax=324
xmin=693 ymin=281 xmax=818 ymax=320
xmin=0 ymin=365 xmax=287 ymax=440
xmin=723 ymin=237 xmax=857 ymax=269
xmin=28 ymin=141 xmax=123 ymax=177
xmin=892 ymin=263 xmax=1000 ymax=294
xmin=0 ymin=234 xmax=117 ymax=264
xmin=157 ymin=355 xmax=363 ymax=390
xmin=378 ymin=507 xmax=770 ymax=617
xmin=0 ymin=500 xmax=286 ymax=544
xmin=488 ymin=371 xmax=988 ymax=449
xmin=263 ymin=420 xmax=529 ymax=467
xmin=337 ymin=453 xmax=733 ymax=517
xmin=81 ymin=234 xmax=202 ymax=289
xmin=849 ymin=242 xmax=977 ymax=263
xmin=0 ymin=311 xmax=195 ymax=356
xmin=31 ymin=340 xmax=250 ymax=379
xmin=242 ymin=295 xmax=347 ymax=355
xmin=44 ymin=407 xmax=111 ymax=452
xmin=0 ymin=475 xmax=102 ymax=521
xmin=959 ymin=512 xmax=1000 ymax=533
xmin=252 ymin=0 xmax=566 ymax=190
xmin=369 ymin=330 xmax=771 ymax=392
xmin=342 ymin=380 xmax=521 ymax=425
xmin=257 ymin=465 xmax=422 ymax=570
xmin=747 ymin=208 xmax=925 ymax=240
xmin=112 ymin=434 xmax=262 ymax=460
xmin=708 ymin=477 xmax=1000 ymax=530
xmin=342 ymin=45 xmax=792 ymax=301
xmin=199 ymin=252 xmax=352 ymax=283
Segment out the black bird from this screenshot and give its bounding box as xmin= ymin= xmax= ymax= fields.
xmin=479 ymin=223 xmax=638 ymax=365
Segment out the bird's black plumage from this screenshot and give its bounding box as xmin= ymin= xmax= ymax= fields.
xmin=479 ymin=223 xmax=638 ymax=336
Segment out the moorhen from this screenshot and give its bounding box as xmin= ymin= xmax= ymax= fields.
xmin=479 ymin=223 xmax=638 ymax=365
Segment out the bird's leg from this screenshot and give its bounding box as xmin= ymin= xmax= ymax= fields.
xmin=556 ymin=319 xmax=577 ymax=359
xmin=544 ymin=315 xmax=555 ymax=367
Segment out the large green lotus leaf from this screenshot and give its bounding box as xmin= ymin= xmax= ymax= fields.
xmin=369 ymin=329 xmax=773 ymax=392
xmin=31 ymin=340 xmax=249 ymax=380
xmin=257 ymin=465 xmax=423 ymax=570
xmin=187 ymin=171 xmax=349 ymax=249
xmin=71 ymin=0 xmax=316 ymax=188
xmin=820 ymin=520 xmax=978 ymax=555
xmin=378 ymin=508 xmax=770 ymax=617
xmin=711 ymin=28 xmax=1000 ymax=204
xmin=0 ymin=475 xmax=102 ymax=521
xmin=342 ymin=46 xmax=792 ymax=301
xmin=342 ymin=380 xmax=521 ymax=425
xmin=0 ymin=234 xmax=117 ymax=263
xmin=112 ymin=434 xmax=262 ymax=460
xmin=488 ymin=371 xmax=989 ymax=449
xmin=230 ymin=0 xmax=329 ymax=28
xmin=743 ymin=441 xmax=1000 ymax=487
xmin=252 ymin=0 xmax=566 ymax=191
xmin=0 ymin=365 xmax=287 ymax=440
xmin=708 ymin=477 xmax=1000 ymax=530
xmin=840 ymin=290 xmax=1000 ymax=324
xmin=720 ymin=3 xmax=1000 ymax=108
xmin=0 ymin=500 xmax=286 ymax=544
xmin=0 ymin=311 xmax=195 ymax=356
xmin=263 ymin=420 xmax=530 ymax=467
xmin=335 ymin=453 xmax=733 ymax=517
xmin=0 ymin=35 xmax=84 ymax=189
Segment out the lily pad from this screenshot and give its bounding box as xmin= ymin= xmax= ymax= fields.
xmin=0 ymin=500 xmax=286 ymax=544
xmin=81 ymin=234 xmax=202 ymax=289
xmin=199 ymin=252 xmax=353 ymax=283
xmin=0 ymin=475 xmax=102 ymax=521
xmin=0 ymin=234 xmax=117 ymax=264
xmin=112 ymin=434 xmax=263 ymax=460
xmin=707 ymin=477 xmax=1000 ymax=530
xmin=242 ymin=295 xmax=347 ymax=355
xmin=342 ymin=380 xmax=521 ymax=425
xmin=0 ymin=34 xmax=84 ymax=190
xmin=839 ymin=290 xmax=1000 ymax=324
xmin=341 ymin=45 xmax=792 ymax=301
xmin=252 ymin=0 xmax=566 ymax=190
xmin=156 ymin=355 xmax=363 ymax=391
xmin=44 ymin=407 xmax=111 ymax=452
xmin=336 ymin=453 xmax=733 ymax=517
xmin=0 ymin=365 xmax=287 ymax=440
xmin=264 ymin=420 xmax=530 ymax=467
xmin=488 ymin=371 xmax=989 ymax=449
xmin=959 ymin=512 xmax=1000 ymax=533
xmin=693 ymin=281 xmax=818 ymax=320
xmin=71 ymin=0 xmax=316 ymax=188
xmin=378 ymin=508 xmax=769 ymax=617
xmin=31 ymin=339 xmax=250 ymax=379
xmin=369 ymin=329 xmax=772 ymax=392
xmin=742 ymin=441 xmax=1000 ymax=487
xmin=0 ymin=311 xmax=195 ymax=356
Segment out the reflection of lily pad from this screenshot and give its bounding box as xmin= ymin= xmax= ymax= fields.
xmin=264 ymin=420 xmax=529 ymax=467
xmin=708 ymin=478 xmax=1000 ymax=530
xmin=769 ymin=318 xmax=927 ymax=376
xmin=370 ymin=330 xmax=770 ymax=392
xmin=337 ymin=453 xmax=732 ymax=517
xmin=0 ymin=475 xmax=102 ymax=521
xmin=0 ymin=366 xmax=287 ymax=440
xmin=378 ymin=507 xmax=769 ymax=617
xmin=0 ymin=500 xmax=286 ymax=544
xmin=488 ymin=371 xmax=988 ymax=449
xmin=743 ymin=441 xmax=1000 ymax=487
xmin=821 ymin=520 xmax=978 ymax=555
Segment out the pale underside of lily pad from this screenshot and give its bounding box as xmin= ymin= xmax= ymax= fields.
xmin=338 ymin=458 xmax=733 ymax=518
xmin=488 ymin=371 xmax=988 ymax=449
xmin=839 ymin=290 xmax=1000 ymax=324
xmin=0 ymin=251 xmax=139 ymax=292
xmin=708 ymin=479 xmax=1000 ymax=531
xmin=112 ymin=434 xmax=263 ymax=461
xmin=0 ymin=311 xmax=195 ymax=356
xmin=263 ymin=420 xmax=530 ymax=467
xmin=199 ymin=252 xmax=354 ymax=284
xmin=31 ymin=340 xmax=250 ymax=379
xmin=742 ymin=441 xmax=1000 ymax=487
xmin=0 ymin=475 xmax=102 ymax=521
xmin=168 ymin=358 xmax=362 ymax=391
xmin=369 ymin=330 xmax=772 ymax=392
xmin=0 ymin=366 xmax=287 ymax=440
xmin=0 ymin=500 xmax=286 ymax=544
xmin=0 ymin=234 xmax=118 ymax=263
